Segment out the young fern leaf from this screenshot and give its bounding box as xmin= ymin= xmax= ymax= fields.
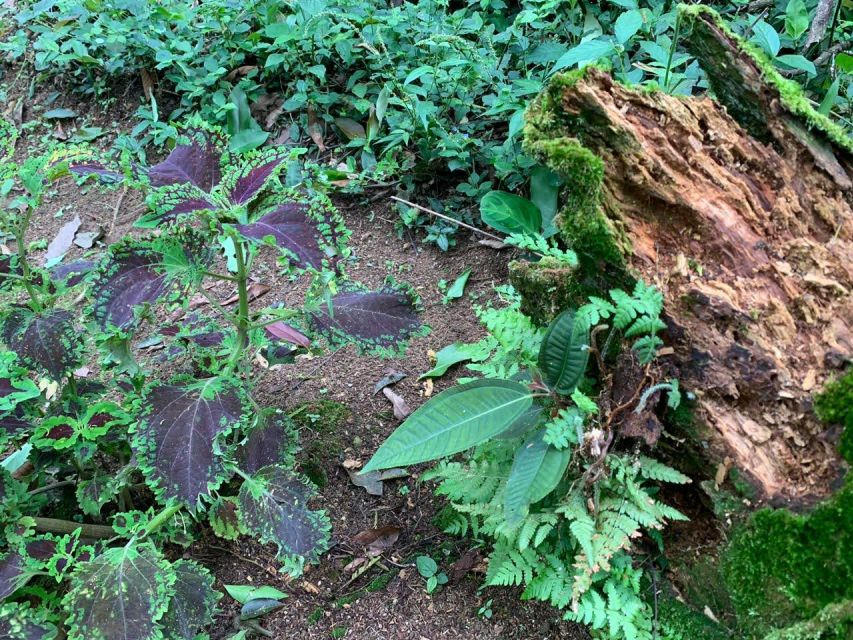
xmin=62 ymin=541 xmax=175 ymax=640
xmin=237 ymin=465 xmax=331 ymax=569
xmin=363 ymin=379 xmax=533 ymax=472
xmin=538 ymin=309 xmax=590 ymax=395
xmin=132 ymin=378 xmax=244 ymax=509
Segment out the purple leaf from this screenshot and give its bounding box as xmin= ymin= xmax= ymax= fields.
xmin=159 ymin=560 xmax=218 ymax=640
xmin=224 ymin=149 xmax=287 ymax=205
xmin=138 ymin=183 xmax=218 ymax=228
xmin=1 ymin=308 xmax=82 ymax=379
xmin=309 ymin=282 xmax=425 ymax=352
xmin=237 ymin=465 xmax=330 ymax=561
xmin=148 ymin=139 xmax=222 ymax=192
xmin=68 ymin=161 xmax=125 ymax=183
xmin=91 ymin=238 xmax=203 ymax=330
xmin=208 ymin=496 xmax=241 ymax=540
xmin=51 ymin=259 xmax=95 ymax=286
xmin=0 ymin=604 xmax=57 ymax=639
xmin=265 ymin=321 xmax=312 ymax=348
xmin=0 ymin=552 xmax=23 ymax=600
xmin=63 ymin=542 xmax=173 ymax=640
xmin=237 ymin=412 xmax=295 ymax=474
xmin=134 ymin=380 xmax=243 ymax=508
xmin=236 ymin=203 xmax=327 ymax=269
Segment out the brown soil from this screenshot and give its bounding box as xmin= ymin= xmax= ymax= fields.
xmin=2 ymin=68 xmax=591 ymax=639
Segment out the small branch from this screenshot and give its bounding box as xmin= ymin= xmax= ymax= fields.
xmin=27 ymin=479 xmax=75 ymax=497
xmin=33 ymin=517 xmax=114 ymax=539
xmin=108 ymin=185 xmax=129 ymax=240
xmin=390 ymin=196 xmax=504 ymax=242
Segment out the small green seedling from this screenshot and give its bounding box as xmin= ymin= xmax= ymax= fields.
xmin=416 ymin=555 xmax=448 ymax=594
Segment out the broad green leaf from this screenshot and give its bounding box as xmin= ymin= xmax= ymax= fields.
xmin=776 ymin=54 xmax=816 ymax=76
xmin=551 ymin=39 xmax=616 ymax=74
xmin=818 ymin=77 xmax=840 ymax=115
xmin=751 ymin=21 xmax=780 ymax=57
xmin=538 ymin=309 xmax=590 ymax=395
xmin=528 ymin=445 xmax=571 ymax=503
xmin=444 ymin=268 xmax=471 ymax=302
xmin=224 ymin=584 xmax=288 ymax=605
xmin=43 ymin=108 xmax=77 ymax=119
xmin=229 ymin=129 xmax=269 ymax=154
xmin=529 ymin=166 xmax=561 ymax=238
xmin=363 ymin=379 xmax=533 ymax=472
xmin=479 ymin=191 xmax=541 ymax=236
xmin=614 ymin=10 xmax=643 ymax=44
xmin=416 ymin=556 xmax=438 ymax=578
xmin=419 ymin=340 xmax=492 ymax=379
xmin=504 ymin=430 xmax=550 ymax=525
xmin=784 ymin=0 xmax=809 ymax=40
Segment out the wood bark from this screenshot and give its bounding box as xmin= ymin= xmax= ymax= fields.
xmin=529 ymin=18 xmax=852 ymax=504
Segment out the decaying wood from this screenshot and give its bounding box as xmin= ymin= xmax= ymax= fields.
xmin=528 ymin=21 xmax=852 ymax=503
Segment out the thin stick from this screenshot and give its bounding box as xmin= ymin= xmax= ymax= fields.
xmin=390 ymin=196 xmax=504 ymax=242
xmin=108 ymin=185 xmax=129 ymax=240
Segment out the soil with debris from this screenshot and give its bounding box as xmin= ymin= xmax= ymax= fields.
xmin=2 ymin=69 xmax=591 ymax=639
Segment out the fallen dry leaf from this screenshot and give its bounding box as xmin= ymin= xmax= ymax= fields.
xmin=352 ymin=525 xmax=402 ymax=555
xmin=714 ymin=456 xmax=732 ymax=490
xmin=302 ymin=581 xmax=320 ymax=595
xmin=450 ymin=549 xmax=480 ymax=582
xmin=44 ymin=215 xmax=82 ymax=263
xmin=343 ymin=557 xmax=366 ymax=573
xmin=373 ymin=370 xmax=407 ymax=395
xmin=342 ymin=458 xmax=362 ymax=470
xmin=382 ymin=387 xmax=411 ymax=420
xmin=422 ymin=378 xmax=434 ymax=397
xmin=307 ymin=106 xmax=326 ymax=152
xmin=224 ymin=283 xmax=270 ymax=306
xmin=266 ymin=322 xmax=312 ymax=348
xmin=226 ymin=65 xmax=258 ymax=81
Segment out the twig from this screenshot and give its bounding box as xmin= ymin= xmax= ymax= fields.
xmin=207 ymin=544 xmax=281 ymax=578
xmin=27 ymin=479 xmax=75 ymax=496
xmin=780 ymin=41 xmax=851 ymax=76
xmin=390 ymin=196 xmax=504 ymax=242
xmin=108 ymin=185 xmax=129 ymax=240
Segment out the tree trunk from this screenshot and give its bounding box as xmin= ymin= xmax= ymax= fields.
xmin=521 ymin=7 xmax=852 ymax=504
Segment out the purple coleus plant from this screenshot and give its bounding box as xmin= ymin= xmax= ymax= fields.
xmin=0 ymin=121 xmax=432 ymax=640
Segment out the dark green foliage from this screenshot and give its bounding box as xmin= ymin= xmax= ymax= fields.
xmin=721 ymin=480 xmax=853 ymax=638
xmin=367 ymin=282 xmax=689 ymax=639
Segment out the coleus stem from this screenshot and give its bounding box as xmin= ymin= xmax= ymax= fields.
xmin=226 ymin=233 xmax=251 ymax=373
xmin=14 ymin=204 xmax=43 ymax=312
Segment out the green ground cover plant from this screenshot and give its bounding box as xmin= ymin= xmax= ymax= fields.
xmin=365 ymin=273 xmax=691 ymax=639
xmin=1 ymin=1 xmax=849 ymax=247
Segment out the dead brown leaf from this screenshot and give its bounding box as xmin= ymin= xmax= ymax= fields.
xmin=450 ymin=549 xmax=480 ymax=582
xmin=223 ymin=283 xmax=270 ymax=306
xmin=382 ymin=387 xmax=411 ymax=420
xmin=140 ymin=69 xmax=156 ymax=101
xmin=352 ymin=526 xmax=401 ymax=555
xmin=307 ymin=106 xmax=326 ymax=152
xmin=44 ymin=215 xmax=82 ymax=264
xmin=226 ymin=65 xmax=257 ymax=81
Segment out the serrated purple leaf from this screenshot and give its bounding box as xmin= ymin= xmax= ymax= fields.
xmin=134 ymin=381 xmax=243 ymax=508
xmin=51 ymin=259 xmax=95 ymax=286
xmin=237 ymin=413 xmax=294 ymax=474
xmin=0 ymin=605 xmax=56 ymax=639
xmin=0 ymin=552 xmax=23 ymax=600
xmin=1 ymin=308 xmax=82 ymax=379
xmin=237 ymin=465 xmax=330 ymax=561
xmin=236 ymin=203 xmax=326 ymax=269
xmin=141 ymin=184 xmax=218 ymax=228
xmin=68 ymin=161 xmax=125 ymax=183
xmin=310 ymin=284 xmax=423 ymax=348
xmin=91 ymin=247 xmax=171 ymax=330
xmin=64 ymin=542 xmax=172 ymax=640
xmin=227 ymin=153 xmax=286 ymax=205
xmin=159 ymin=560 xmax=218 ymax=640
xmin=148 ymin=141 xmax=222 ymax=192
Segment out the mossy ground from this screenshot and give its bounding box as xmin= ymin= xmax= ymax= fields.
xmin=292 ymin=400 xmax=351 ymax=488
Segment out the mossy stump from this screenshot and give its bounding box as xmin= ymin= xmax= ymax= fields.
xmin=522 ymin=5 xmax=852 ymax=504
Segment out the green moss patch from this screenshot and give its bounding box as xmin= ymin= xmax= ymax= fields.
xmin=721 ymin=481 xmax=853 ymax=638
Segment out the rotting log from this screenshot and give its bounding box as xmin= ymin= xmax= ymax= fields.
xmin=519 ymin=6 xmax=852 ymax=504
